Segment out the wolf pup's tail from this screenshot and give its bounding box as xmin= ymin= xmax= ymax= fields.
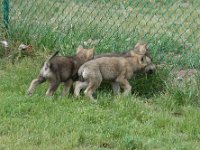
xmin=45 ymin=51 xmax=59 ymax=63
xmin=48 ymin=51 xmax=59 ymax=61
xmin=42 ymin=51 xmax=59 ymax=71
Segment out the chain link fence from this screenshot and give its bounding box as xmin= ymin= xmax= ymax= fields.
xmin=1 ymin=0 xmax=200 ymax=70
xmin=0 ymin=0 xmax=199 ymax=98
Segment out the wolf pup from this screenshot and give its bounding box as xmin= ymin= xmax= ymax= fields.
xmin=93 ymin=42 xmax=151 ymax=94
xmin=74 ymin=43 xmax=156 ymax=100
xmin=27 ymin=45 xmax=94 ymax=96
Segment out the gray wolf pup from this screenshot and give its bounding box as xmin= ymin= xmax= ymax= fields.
xmin=74 ymin=43 xmax=156 ymax=100
xmin=93 ymin=42 xmax=151 ymax=94
xmin=27 ymin=45 xmax=94 ymax=96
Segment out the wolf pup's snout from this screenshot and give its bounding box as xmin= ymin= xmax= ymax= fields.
xmin=144 ymin=56 xmax=156 ymax=74
xmin=145 ymin=63 xmax=156 ymax=74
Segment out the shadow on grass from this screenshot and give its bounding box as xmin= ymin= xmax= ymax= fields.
xmin=98 ymin=69 xmax=169 ymax=99
xmin=130 ymin=69 xmax=168 ymax=98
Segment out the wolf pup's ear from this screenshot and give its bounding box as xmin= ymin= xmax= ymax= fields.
xmin=134 ymin=42 xmax=141 ymax=48
xmin=134 ymin=43 xmax=147 ymax=55
xmin=86 ymin=47 xmax=94 ymax=59
xmin=76 ymin=45 xmax=84 ymax=54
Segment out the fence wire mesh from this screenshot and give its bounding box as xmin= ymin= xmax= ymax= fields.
xmin=1 ymin=0 xmax=200 ymax=71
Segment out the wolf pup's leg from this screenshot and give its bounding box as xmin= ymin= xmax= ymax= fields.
xmin=84 ymin=77 xmax=102 ymax=101
xmin=111 ymin=82 xmax=120 ymax=95
xmin=27 ymin=75 xmax=46 ymax=95
xmin=116 ymin=77 xmax=132 ymax=96
xmin=46 ymin=80 xmax=60 ymax=96
xmin=74 ymin=81 xmax=88 ymax=97
xmin=62 ymin=79 xmax=73 ymax=96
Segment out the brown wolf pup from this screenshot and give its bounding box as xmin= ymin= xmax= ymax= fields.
xmin=74 ymin=43 xmax=156 ymax=100
xmin=27 ymin=45 xmax=94 ymax=96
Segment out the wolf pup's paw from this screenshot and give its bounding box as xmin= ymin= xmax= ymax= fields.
xmin=27 ymin=90 xmax=33 ymax=96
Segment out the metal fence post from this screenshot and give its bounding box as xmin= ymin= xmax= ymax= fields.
xmin=3 ymin=0 xmax=9 ymax=29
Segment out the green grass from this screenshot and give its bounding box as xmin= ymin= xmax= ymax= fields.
xmin=0 ymin=0 xmax=200 ymax=149
xmin=0 ymin=50 xmax=199 ymax=149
